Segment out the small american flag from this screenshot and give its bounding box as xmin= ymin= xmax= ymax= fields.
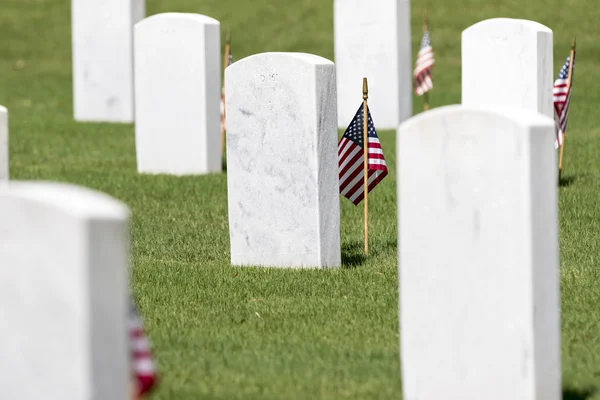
xmin=338 ymin=103 xmax=388 ymax=205
xmin=414 ymin=30 xmax=434 ymax=96
xmin=220 ymin=51 xmax=234 ymax=132
xmin=129 ymin=297 xmax=157 ymax=397
xmin=553 ymin=53 xmax=575 ymax=148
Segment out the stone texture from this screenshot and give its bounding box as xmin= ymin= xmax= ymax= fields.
xmin=334 ymin=0 xmax=412 ymax=129
xmin=72 ymin=0 xmax=145 ymax=122
xmin=397 ymin=105 xmax=560 ymax=400
xmin=0 ymin=182 xmax=131 ymax=399
xmin=225 ymin=52 xmax=341 ymax=268
xmin=0 ymin=106 xmax=7 ymax=181
xmin=134 ymin=13 xmax=221 ymax=175
xmin=462 ymin=18 xmax=553 ymax=119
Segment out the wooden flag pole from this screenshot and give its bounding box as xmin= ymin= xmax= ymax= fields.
xmin=363 ymin=77 xmax=369 ymax=256
xmin=220 ymin=29 xmax=231 ymax=158
xmin=558 ymin=35 xmax=576 ymax=182
xmin=423 ymin=10 xmax=430 ymax=111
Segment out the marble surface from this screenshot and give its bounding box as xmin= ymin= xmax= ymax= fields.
xmin=134 ymin=13 xmax=221 ymax=175
xmin=225 ymin=52 xmax=341 ymax=268
xmin=0 ymin=106 xmax=7 ymax=181
xmin=0 ymin=182 xmax=131 ymax=399
xmin=72 ymin=0 xmax=145 ymax=122
xmin=396 ymin=105 xmax=560 ymax=399
xmin=334 ymin=0 xmax=412 ymax=129
xmin=462 ymin=18 xmax=553 ymax=119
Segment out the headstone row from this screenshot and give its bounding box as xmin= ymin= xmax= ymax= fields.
xmin=72 ymin=5 xmax=222 ymax=175
xmin=221 ymin=17 xmax=556 ymax=269
xmin=71 ymin=0 xmax=415 ymax=131
xmin=70 ymin=5 xmax=557 ymax=174
xmin=396 ymin=17 xmax=560 ymax=399
xmin=66 ymin=10 xmax=563 ymax=398
xmin=219 ymin=16 xmax=563 ymax=399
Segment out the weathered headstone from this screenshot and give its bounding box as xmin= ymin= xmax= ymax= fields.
xmin=225 ymin=52 xmax=341 ymax=268
xmin=72 ymin=0 xmax=145 ymax=122
xmin=134 ymin=13 xmax=221 ymax=175
xmin=462 ymin=18 xmax=553 ymax=118
xmin=334 ymin=0 xmax=412 ymax=129
xmin=397 ymin=105 xmax=560 ymax=399
xmin=0 ymin=182 xmax=131 ymax=399
xmin=0 ymin=106 xmax=7 ymax=181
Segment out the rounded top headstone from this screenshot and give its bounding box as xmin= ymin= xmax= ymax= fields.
xmin=228 ymin=52 xmax=334 ymax=70
xmin=0 ymin=181 xmax=130 ymax=220
xmin=135 ymin=12 xmax=220 ymax=29
xmin=398 ymin=104 xmax=555 ymax=135
xmin=462 ymin=18 xmax=552 ymax=36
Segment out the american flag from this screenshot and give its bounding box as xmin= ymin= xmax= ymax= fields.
xmin=414 ymin=30 xmax=434 ymax=96
xmin=129 ymin=297 xmax=157 ymax=397
xmin=338 ymin=103 xmax=388 ymax=205
xmin=220 ymin=51 xmax=234 ymax=132
xmin=553 ymin=53 xmax=575 ymax=148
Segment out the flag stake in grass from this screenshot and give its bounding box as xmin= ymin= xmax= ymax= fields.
xmin=362 ymin=77 xmax=369 ymax=255
xmin=338 ymin=79 xmax=388 ymax=255
xmin=558 ymin=35 xmax=576 ymax=182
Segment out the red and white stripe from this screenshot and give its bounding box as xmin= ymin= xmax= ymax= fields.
xmin=553 ymin=79 xmax=570 ymax=148
xmin=130 ymin=307 xmax=157 ymax=397
xmin=414 ymin=35 xmax=434 ymax=96
xmin=338 ymin=137 xmax=388 ymax=206
xmin=552 ymin=54 xmax=575 ymax=148
xmin=414 ymin=70 xmax=433 ymax=96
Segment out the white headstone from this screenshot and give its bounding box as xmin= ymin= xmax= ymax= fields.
xmin=225 ymin=52 xmax=341 ymax=268
xmin=0 ymin=182 xmax=131 ymax=399
xmin=334 ymin=0 xmax=412 ymax=129
xmin=462 ymin=18 xmax=553 ymax=118
xmin=134 ymin=13 xmax=221 ymax=175
xmin=0 ymin=106 xmax=7 ymax=181
xmin=397 ymin=105 xmax=560 ymax=399
xmin=72 ymin=0 xmax=145 ymax=122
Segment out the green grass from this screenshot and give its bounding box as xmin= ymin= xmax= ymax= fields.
xmin=1 ymin=0 xmax=600 ymax=399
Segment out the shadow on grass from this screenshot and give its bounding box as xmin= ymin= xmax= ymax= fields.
xmin=222 ymin=156 xmax=227 ymax=172
xmin=563 ymin=387 xmax=597 ymax=400
xmin=559 ymin=174 xmax=578 ymax=187
xmin=341 ymin=238 xmax=397 ymax=268
xmin=341 ymin=241 xmax=366 ymax=269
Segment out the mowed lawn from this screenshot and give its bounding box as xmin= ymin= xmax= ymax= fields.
xmin=2 ymin=0 xmax=600 ymax=399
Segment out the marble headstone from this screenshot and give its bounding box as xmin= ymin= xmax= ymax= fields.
xmin=72 ymin=0 xmax=145 ymax=122
xmin=0 ymin=106 xmax=7 ymax=181
xmin=334 ymin=0 xmax=412 ymax=129
xmin=462 ymin=18 xmax=553 ymax=119
xmin=225 ymin=52 xmax=341 ymax=268
xmin=0 ymin=182 xmax=131 ymax=399
xmin=134 ymin=13 xmax=221 ymax=175
xmin=397 ymin=105 xmax=560 ymax=399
